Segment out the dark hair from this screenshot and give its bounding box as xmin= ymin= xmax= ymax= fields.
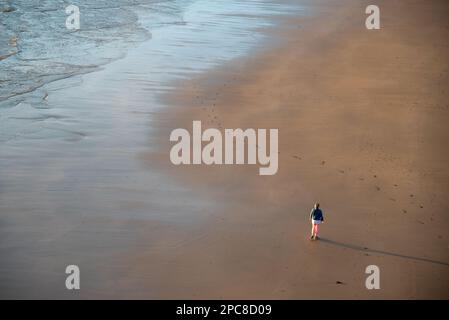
xmin=315 ymin=203 xmax=320 ymax=208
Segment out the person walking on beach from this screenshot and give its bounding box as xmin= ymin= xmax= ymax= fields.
xmin=310 ymin=203 xmax=324 ymax=240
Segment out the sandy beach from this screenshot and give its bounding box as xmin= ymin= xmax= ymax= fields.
xmin=1 ymin=0 xmax=448 ymax=299
xmin=145 ymin=0 xmax=449 ymax=299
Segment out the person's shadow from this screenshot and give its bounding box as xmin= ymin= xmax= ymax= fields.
xmin=318 ymin=237 xmax=449 ymax=267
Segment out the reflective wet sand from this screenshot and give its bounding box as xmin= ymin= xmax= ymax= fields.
xmin=0 ymin=0 xmax=303 ymax=298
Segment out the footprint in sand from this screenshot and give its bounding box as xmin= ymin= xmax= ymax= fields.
xmin=321 ymin=160 xmax=326 ymax=165
xmin=375 ymin=186 xmax=381 ymax=191
xmin=292 ymin=155 xmax=301 ymax=160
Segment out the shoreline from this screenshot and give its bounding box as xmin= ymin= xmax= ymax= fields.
xmin=0 ymin=0 xmax=306 ymax=299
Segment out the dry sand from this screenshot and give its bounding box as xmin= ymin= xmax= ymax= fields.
xmin=142 ymin=0 xmax=449 ymax=299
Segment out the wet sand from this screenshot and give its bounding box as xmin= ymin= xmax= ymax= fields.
xmin=145 ymin=0 xmax=449 ymax=298
xmin=0 ymin=0 xmax=302 ymax=299
xmin=1 ymin=0 xmax=449 ymax=299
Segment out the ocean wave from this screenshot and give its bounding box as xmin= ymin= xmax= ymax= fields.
xmin=0 ymin=0 xmax=191 ymax=105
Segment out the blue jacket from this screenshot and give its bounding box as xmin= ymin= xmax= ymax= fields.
xmin=310 ymin=208 xmax=324 ymax=221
